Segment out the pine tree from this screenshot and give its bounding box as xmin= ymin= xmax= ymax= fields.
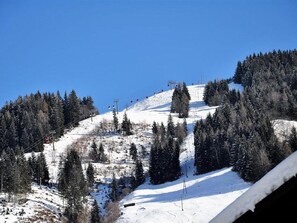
xmin=2 ymin=149 xmax=15 ymax=200
xmin=90 ymin=200 xmax=101 ymax=223
xmin=121 ymin=112 xmax=132 ymax=135
xmin=98 ymin=143 xmax=107 ymax=162
xmin=0 ymin=115 xmax=8 ymax=154
xmin=89 ymin=141 xmax=99 ymax=162
xmin=171 ymin=82 xmax=191 ymax=118
xmin=289 ymin=127 xmax=297 ymax=152
xmin=68 ymin=90 xmax=81 ymax=126
xmin=111 ymin=173 xmax=118 ymax=202
xmin=135 ymin=159 xmax=145 ymax=187
xmin=86 ymin=163 xmax=95 ymax=188
xmin=7 ymin=118 xmax=17 ymax=149
xmin=58 ymin=149 xmax=88 ymax=223
xmin=113 ymin=108 xmax=119 ymax=131
xmin=175 ymin=123 xmax=186 ymax=145
xmin=149 ymin=137 xmax=160 ymax=184
xmin=167 ymin=114 xmax=175 ymax=138
xmin=20 ymin=128 xmax=30 ymax=151
xmin=152 ymin=121 xmax=158 ymax=135
xmin=129 ymin=143 xmax=137 ymax=162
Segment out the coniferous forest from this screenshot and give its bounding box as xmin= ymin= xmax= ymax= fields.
xmin=0 ymin=90 xmax=98 ymax=155
xmin=195 ymin=50 xmax=297 ymax=182
xmin=0 ymin=89 xmax=97 ymax=206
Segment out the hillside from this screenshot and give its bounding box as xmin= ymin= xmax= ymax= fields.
xmin=0 ymin=84 xmax=252 ymax=222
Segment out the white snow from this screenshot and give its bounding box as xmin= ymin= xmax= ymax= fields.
xmin=116 ymin=85 xmax=250 ymax=223
xmin=272 ymin=119 xmax=297 ymax=141
xmin=210 ymin=151 xmax=297 ymax=223
xmin=0 ymin=184 xmax=64 ymax=223
xmin=1 ymin=84 xmax=252 ymax=222
xmin=228 ymin=82 xmax=244 ymax=92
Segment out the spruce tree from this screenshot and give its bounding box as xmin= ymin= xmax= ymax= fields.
xmin=171 ymin=82 xmax=191 ymax=118
xmin=121 ymin=112 xmax=132 ymax=135
xmin=129 ymin=143 xmax=137 ymax=162
xmin=90 ymin=200 xmax=101 ymax=223
xmin=68 ymin=90 xmax=81 ymax=126
xmin=113 ymin=108 xmax=119 ymax=131
xmin=135 ymin=159 xmax=145 ymax=187
xmin=289 ymin=127 xmax=297 ymax=152
xmin=86 ymin=163 xmax=95 ymax=188
xmin=111 ymin=173 xmax=118 ymax=202
xmin=98 ymin=143 xmax=107 ymax=162
xmin=58 ymin=149 xmax=88 ymax=222
xmin=152 ymin=121 xmax=158 ymax=135
xmin=167 ymin=114 xmax=175 ymax=138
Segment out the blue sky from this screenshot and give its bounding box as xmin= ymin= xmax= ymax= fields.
xmin=0 ymin=0 xmax=296 ymax=112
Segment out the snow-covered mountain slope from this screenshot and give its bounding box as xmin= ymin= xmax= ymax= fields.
xmin=126 ymin=85 xmax=216 ymax=129
xmin=117 ymin=133 xmax=250 ymax=223
xmin=43 ymin=84 xmax=216 ymax=184
xmin=20 ymin=84 xmax=250 ymax=223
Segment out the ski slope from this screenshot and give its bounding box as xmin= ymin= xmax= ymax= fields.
xmin=34 ymin=84 xmax=250 ymax=222
xmin=117 ymin=132 xmax=250 ymax=223
xmin=115 ymin=85 xmax=251 ymax=223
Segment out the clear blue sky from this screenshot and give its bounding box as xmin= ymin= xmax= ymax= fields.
xmin=0 ymin=0 xmax=296 ymax=112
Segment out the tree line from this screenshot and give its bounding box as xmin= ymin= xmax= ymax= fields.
xmin=0 ymin=90 xmax=98 ymax=155
xmin=196 ymin=50 xmax=297 ymax=182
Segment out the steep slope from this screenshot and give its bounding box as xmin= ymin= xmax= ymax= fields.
xmin=115 ymin=85 xmax=251 ymax=223
xmin=17 ymin=84 xmax=250 ymax=223
xmin=117 ymin=133 xmax=250 ymax=223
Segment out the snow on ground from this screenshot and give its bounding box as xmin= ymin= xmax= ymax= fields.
xmin=116 ymin=86 xmax=251 ymax=223
xmin=272 ymin=119 xmax=297 ymax=141
xmin=126 ymin=85 xmax=217 ymax=129
xmin=117 ymin=132 xmax=251 ymax=223
xmin=210 ymin=151 xmax=297 ymax=223
xmin=117 ymin=167 xmax=250 ymax=223
xmin=228 ymin=82 xmax=244 ymax=92
xmin=0 ymin=184 xmax=64 ymax=223
xmin=42 ymin=84 xmax=215 ymax=185
xmin=15 ymin=84 xmax=249 ymax=222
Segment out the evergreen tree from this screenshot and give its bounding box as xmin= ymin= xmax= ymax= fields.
xmin=90 ymin=200 xmax=101 ymax=223
xmin=152 ymin=121 xmax=158 ymax=135
xmin=98 ymin=143 xmax=107 ymax=162
xmin=167 ymin=114 xmax=175 ymax=138
xmin=0 ymin=115 xmax=8 ymax=153
xmin=289 ymin=127 xmax=297 ymax=152
xmin=149 ymin=137 xmax=160 ymax=185
xmin=113 ymin=108 xmax=119 ymax=131
xmin=129 ymin=143 xmax=137 ymax=162
xmin=171 ymin=82 xmax=191 ymax=118
xmin=111 ymin=173 xmax=118 ymax=202
xmin=86 ymin=163 xmax=95 ymax=188
xmin=176 ymin=123 xmax=186 ymax=145
xmin=121 ymin=112 xmax=132 ymax=135
xmin=58 ymin=149 xmax=88 ymax=223
xmin=35 ymin=152 xmax=50 ymax=185
xmin=135 ymin=159 xmax=145 ymax=187
xmin=1 ymin=150 xmax=14 ymax=200
xmin=7 ymin=118 xmax=17 ymax=149
xmin=89 ymin=140 xmax=99 ymax=162
xmin=68 ymin=90 xmax=81 ymax=126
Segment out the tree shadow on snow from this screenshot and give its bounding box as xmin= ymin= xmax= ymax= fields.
xmin=133 ymin=168 xmax=250 ymax=204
